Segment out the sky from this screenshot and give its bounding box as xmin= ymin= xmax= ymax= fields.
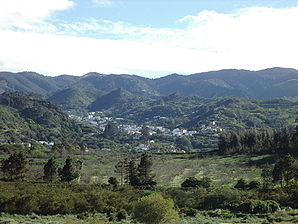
xmin=0 ymin=0 xmax=298 ymax=78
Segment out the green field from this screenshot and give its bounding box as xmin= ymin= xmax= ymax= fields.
xmin=22 ymin=152 xmax=279 ymax=188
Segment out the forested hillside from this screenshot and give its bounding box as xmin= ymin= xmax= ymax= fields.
xmin=2 ymin=67 xmax=298 ymax=99
xmin=0 ymin=92 xmax=81 ymax=143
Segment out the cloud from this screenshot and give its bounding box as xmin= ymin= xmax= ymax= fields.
xmin=0 ymin=6 xmax=298 ymax=77
xmin=0 ymin=0 xmax=74 ymax=30
xmin=92 ymin=0 xmax=115 ymax=7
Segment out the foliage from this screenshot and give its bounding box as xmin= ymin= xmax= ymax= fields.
xmin=107 ymin=177 xmax=118 ymax=187
xmin=59 ymin=157 xmax=82 ymax=183
xmin=238 ymin=200 xmax=280 ymax=214
xmin=234 ymin=178 xmax=247 ymax=189
xmin=0 ymin=152 xmax=28 ymax=181
xmin=103 ymin=122 xmax=120 ymax=141
xmin=133 ymin=193 xmax=179 ymax=224
xmin=137 ymin=153 xmax=156 ymax=187
xmin=114 ymin=158 xmax=129 ymax=185
xmin=181 ymin=176 xmax=212 ymax=189
xmin=272 ymin=154 xmax=298 ymax=187
xmin=219 ymin=128 xmax=298 ymax=155
xmin=43 ymin=157 xmax=58 ymax=182
xmin=181 ymin=177 xmax=201 ymax=188
xmin=0 ymin=92 xmax=82 ymax=143
xmin=176 ymin=136 xmax=192 ymax=151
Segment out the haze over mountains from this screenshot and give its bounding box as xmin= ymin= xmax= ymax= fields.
xmin=1 ymin=67 xmax=298 ymax=100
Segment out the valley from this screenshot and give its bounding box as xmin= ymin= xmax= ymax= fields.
xmin=0 ymin=69 xmax=297 ymax=224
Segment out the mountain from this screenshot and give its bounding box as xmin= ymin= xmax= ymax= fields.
xmin=0 ymin=71 xmax=78 ymax=96
xmin=151 ymin=68 xmax=298 ymax=98
xmin=89 ymin=88 xmax=151 ymax=112
xmin=0 ymin=92 xmax=82 ymax=142
xmin=2 ymin=68 xmax=298 ymax=100
xmin=48 ymin=88 xmax=104 ymax=111
xmin=72 ymin=73 xmax=157 ymax=96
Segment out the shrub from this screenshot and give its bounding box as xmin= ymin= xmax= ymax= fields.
xmin=133 ymin=193 xmax=179 ymax=224
xmin=248 ymin=180 xmax=261 ymax=190
xmin=116 ymin=209 xmax=127 ymax=221
xmin=180 ymin=208 xmax=198 ymax=217
xmin=234 ymin=178 xmax=247 ymax=189
xmin=238 ymin=200 xmax=280 ymax=214
xmin=181 ymin=177 xmax=200 ymax=188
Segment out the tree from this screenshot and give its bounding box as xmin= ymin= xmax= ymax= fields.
xmin=273 ymin=154 xmax=297 ymax=187
xmin=181 ymin=176 xmax=212 ymax=189
xmin=218 ymin=133 xmax=229 ymax=153
xmin=176 ymin=136 xmax=192 ymax=151
xmin=234 ymin=178 xmax=247 ymax=189
xmin=141 ymin=126 xmax=150 ymax=141
xmin=114 ymin=158 xmax=129 ymax=185
xmin=103 ymin=122 xmax=119 ymax=140
xmin=138 ymin=153 xmax=156 ymax=187
xmin=133 ymin=193 xmax=179 ymax=224
xmin=198 ymin=176 xmax=213 ymax=189
xmin=1 ymin=152 xmax=28 ymax=181
xmin=181 ymin=177 xmax=200 ymax=188
xmin=261 ymin=164 xmax=273 ymax=188
xmin=108 ymin=177 xmax=118 ymax=187
xmin=127 ymin=159 xmax=140 ymax=186
xmin=59 ymin=157 xmax=81 ymax=183
xmin=248 ymin=180 xmax=261 ymax=189
xmin=43 ymin=157 xmax=58 ymax=182
xmin=230 ymin=132 xmax=241 ymax=152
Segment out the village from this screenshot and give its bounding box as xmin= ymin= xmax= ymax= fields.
xmin=67 ymin=111 xmax=223 ymax=153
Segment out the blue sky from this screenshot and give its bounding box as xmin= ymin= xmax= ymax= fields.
xmin=0 ymin=0 xmax=298 ymax=77
xmin=57 ymin=0 xmax=298 ymax=27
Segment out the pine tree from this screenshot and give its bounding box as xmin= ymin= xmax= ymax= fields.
xmin=261 ymin=164 xmax=273 ymax=188
xmin=59 ymin=157 xmax=81 ymax=183
xmin=218 ymin=133 xmax=229 ymax=153
xmin=43 ymin=157 xmax=58 ymax=182
xmin=127 ymin=159 xmax=140 ymax=186
xmin=0 ymin=152 xmax=28 ymax=181
xmin=138 ymin=153 xmax=156 ymax=187
xmin=115 ymin=158 xmax=129 ymax=185
xmin=273 ymin=154 xmax=297 ymax=187
xmin=230 ymin=132 xmax=241 ymax=153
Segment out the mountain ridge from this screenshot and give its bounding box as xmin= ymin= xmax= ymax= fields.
xmin=1 ymin=67 xmax=298 ymax=99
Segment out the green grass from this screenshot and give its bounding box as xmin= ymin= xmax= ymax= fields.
xmin=152 ymin=154 xmax=277 ymax=187
xmin=0 ymin=213 xmax=119 ymax=224
xmin=1 ymin=152 xmax=279 ymax=187
xmin=1 ymin=210 xmax=297 ymax=224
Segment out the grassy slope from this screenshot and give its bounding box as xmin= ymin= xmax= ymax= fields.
xmin=24 ymin=153 xmax=280 ymax=187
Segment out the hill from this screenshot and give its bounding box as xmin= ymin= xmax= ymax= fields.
xmin=2 ymin=68 xmax=298 ymax=99
xmin=0 ymin=71 xmax=78 ymax=96
xmin=89 ymin=88 xmax=152 ymax=112
xmin=0 ymin=92 xmax=82 ymax=143
xmin=48 ymin=88 xmax=104 ymax=112
xmin=94 ymin=91 xmax=298 ymax=132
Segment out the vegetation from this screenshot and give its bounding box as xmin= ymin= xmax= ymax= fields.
xmin=0 ymin=152 xmax=28 ymax=181
xmin=133 ymin=193 xmax=179 ymax=224
xmin=3 ymin=68 xmax=298 ymax=99
xmin=0 ymin=82 xmax=297 ymax=223
xmin=218 ymin=128 xmax=298 ymax=155
xmin=0 ymin=92 xmax=82 ymax=144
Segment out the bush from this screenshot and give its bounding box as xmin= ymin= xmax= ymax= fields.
xmin=116 ymin=209 xmax=127 ymax=221
xmin=234 ymin=178 xmax=247 ymax=189
xmin=133 ymin=193 xmax=179 ymax=224
xmin=248 ymin=180 xmax=261 ymax=189
xmin=180 ymin=208 xmax=198 ymax=217
xmin=238 ymin=200 xmax=280 ymax=214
